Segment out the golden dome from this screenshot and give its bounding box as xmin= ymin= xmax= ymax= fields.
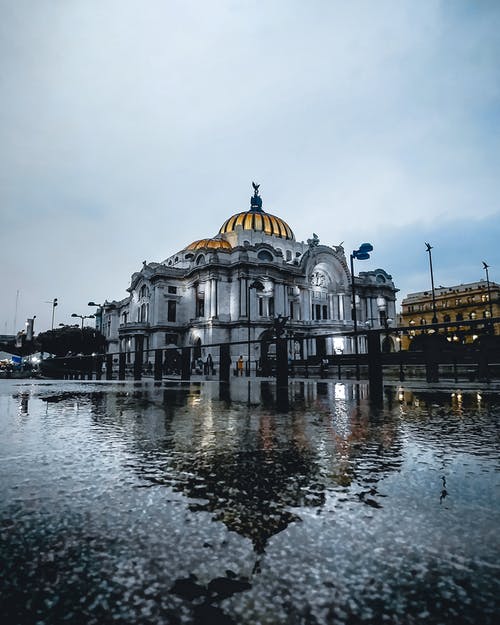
xmin=219 ymin=210 xmax=294 ymax=240
xmin=184 ymin=237 xmax=232 ymax=251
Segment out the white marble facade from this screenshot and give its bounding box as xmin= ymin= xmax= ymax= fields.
xmin=101 ymin=188 xmax=397 ymax=367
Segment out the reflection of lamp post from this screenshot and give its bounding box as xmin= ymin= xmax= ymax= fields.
xmin=71 ymin=313 xmax=95 ymax=330
xmin=350 ymin=243 xmax=373 ymax=380
xmin=246 ymin=279 xmax=264 ymax=376
xmin=482 ymin=262 xmax=494 ymax=328
xmin=425 ymin=243 xmax=438 ymax=324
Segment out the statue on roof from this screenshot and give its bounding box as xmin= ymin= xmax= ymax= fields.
xmin=307 ymin=233 xmax=320 ymax=248
xmin=250 ymin=181 xmax=263 ymax=211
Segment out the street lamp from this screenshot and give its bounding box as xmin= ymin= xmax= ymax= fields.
xmin=350 ymin=243 xmax=373 ymax=380
xmin=482 ymin=262 xmax=494 ymax=326
xmin=71 ymin=313 xmax=95 ymax=330
xmin=425 ymin=243 xmax=438 ymax=324
xmin=88 ymin=301 xmax=103 ymax=333
xmin=45 ymin=298 xmax=58 ymax=330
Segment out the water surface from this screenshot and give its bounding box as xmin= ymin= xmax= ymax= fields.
xmin=0 ymin=379 xmax=498 ymax=624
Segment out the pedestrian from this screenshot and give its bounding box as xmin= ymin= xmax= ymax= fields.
xmin=237 ymin=355 xmax=244 ymax=376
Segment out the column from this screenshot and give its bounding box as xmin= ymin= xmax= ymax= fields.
xmin=204 ymin=281 xmax=211 ymax=320
xmin=210 ymin=279 xmax=217 ymax=318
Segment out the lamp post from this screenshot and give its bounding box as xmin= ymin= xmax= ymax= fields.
xmin=71 ymin=313 xmax=95 ymax=330
xmin=88 ymin=301 xmax=103 ymax=333
xmin=45 ymin=298 xmax=58 ymax=330
xmin=482 ymin=262 xmax=494 ymax=326
xmin=425 ymin=243 xmax=438 ymax=324
xmin=350 ymin=243 xmax=373 ymax=380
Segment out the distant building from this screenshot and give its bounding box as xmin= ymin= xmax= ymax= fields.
xmin=399 ymin=280 xmax=499 ymax=348
xmin=101 ymin=185 xmax=397 ymax=369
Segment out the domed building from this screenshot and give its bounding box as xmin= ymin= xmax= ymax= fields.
xmin=101 ymin=184 xmax=397 ymax=370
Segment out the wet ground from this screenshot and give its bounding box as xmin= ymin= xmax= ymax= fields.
xmin=0 ymin=379 xmax=499 ymax=625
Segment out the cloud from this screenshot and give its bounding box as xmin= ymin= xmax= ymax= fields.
xmin=1 ymin=0 xmax=499 ymax=331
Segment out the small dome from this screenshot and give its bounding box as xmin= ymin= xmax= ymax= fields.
xmin=184 ymin=237 xmax=232 ymax=251
xmin=219 ymin=210 xmax=294 ymax=240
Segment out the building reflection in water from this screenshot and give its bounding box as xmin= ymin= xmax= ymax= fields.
xmin=88 ymin=380 xmax=405 ymax=553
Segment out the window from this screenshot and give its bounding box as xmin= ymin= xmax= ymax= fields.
xmin=259 ymin=297 xmax=264 ymax=316
xmin=196 ymin=295 xmax=204 ymax=317
xmin=168 ymin=286 xmax=177 ymax=294
xmin=168 ymin=301 xmax=176 ymax=322
xmin=322 ymin=305 xmax=328 ymax=320
xmin=196 ymin=255 xmax=205 ymax=266
xmin=469 ymin=311 xmax=476 ymax=320
xmin=139 ymin=303 xmax=149 ymax=323
xmin=315 ymin=304 xmax=321 ymax=320
xmin=456 ymin=313 xmax=463 ymax=321
xmin=286 ymin=250 xmax=292 ymax=261
xmin=269 ymin=297 xmax=274 ymax=317
xmin=140 ymin=284 xmax=149 ymax=298
xmin=121 ymin=311 xmax=128 ymax=324
xmin=443 ymin=314 xmax=451 ymax=322
xmin=289 ymin=301 xmax=294 ymax=319
xmin=257 ymin=250 xmax=274 ymax=262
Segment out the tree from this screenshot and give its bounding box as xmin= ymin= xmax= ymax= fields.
xmin=36 ymin=326 xmax=106 ymax=357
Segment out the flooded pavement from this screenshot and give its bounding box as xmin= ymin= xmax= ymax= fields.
xmin=0 ymin=379 xmax=499 ymax=625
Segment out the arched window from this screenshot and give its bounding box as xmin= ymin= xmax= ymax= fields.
xmin=443 ymin=314 xmax=451 ymax=322
xmin=456 ymin=313 xmax=463 ymax=321
xmin=196 ymin=254 xmax=205 ymax=265
xmin=139 ymin=303 xmax=149 ymax=323
xmin=286 ymin=250 xmax=292 ymax=261
xmin=257 ymin=250 xmax=273 ymax=262
xmin=140 ymin=284 xmax=149 ymax=299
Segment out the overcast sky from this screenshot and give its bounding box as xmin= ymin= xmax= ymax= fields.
xmin=1 ymin=0 xmax=499 ymax=334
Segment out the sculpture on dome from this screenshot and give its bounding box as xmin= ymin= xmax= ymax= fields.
xmin=307 ymin=233 xmax=320 ymax=248
xmin=250 ymin=181 xmax=263 ymax=211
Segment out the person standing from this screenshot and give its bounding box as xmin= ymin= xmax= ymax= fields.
xmin=237 ymin=355 xmax=244 ymax=376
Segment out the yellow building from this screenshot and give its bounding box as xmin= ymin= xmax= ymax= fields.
xmin=399 ymin=280 xmax=499 ymax=349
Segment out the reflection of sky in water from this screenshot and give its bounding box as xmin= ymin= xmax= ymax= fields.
xmin=0 ymin=379 xmax=499 ymax=625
